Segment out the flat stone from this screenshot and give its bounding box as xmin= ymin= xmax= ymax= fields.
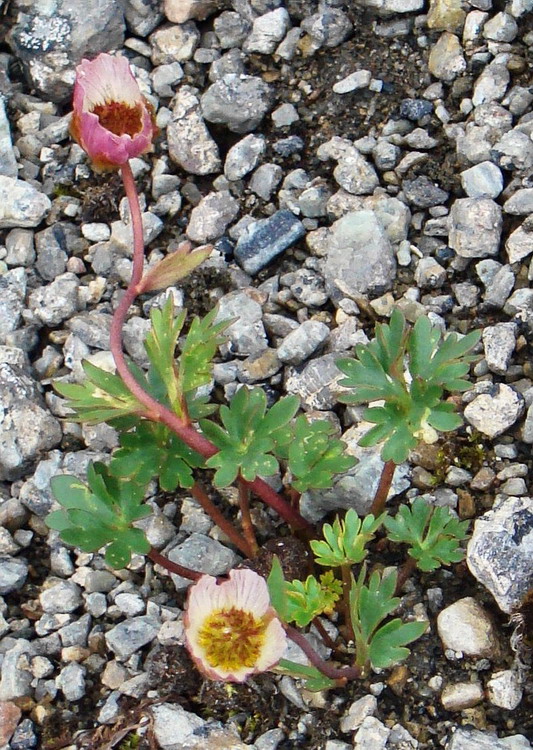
xmin=277 ymin=320 xmax=330 ymax=365
xmin=441 ymin=682 xmax=484 ymax=711
xmin=224 ymin=134 xmax=265 ymax=181
xmin=449 ymin=198 xmax=502 ymax=259
xmin=472 ymin=61 xmax=510 ymax=107
xmin=447 ymin=729 xmax=532 ymax=750
xmin=340 ymin=695 xmax=378 ymax=733
xmin=464 ymin=384 xmax=524 ymax=438
xmin=333 ymin=70 xmax=372 ymax=94
xmin=467 ymin=496 xmax=533 ymax=613
xmin=234 ymin=209 xmax=305 ymax=275
xmin=167 ymin=532 xmax=240 ymax=590
xmin=403 ymin=175 xmax=449 ymax=208
xmin=150 ymin=21 xmax=200 ymax=64
xmin=437 ymin=597 xmax=500 ymax=657
xmin=504 ymin=189 xmax=533 ymax=215
xmin=357 ymin=0 xmax=424 ymax=15
xmin=322 ymin=210 xmax=396 ymax=302
xmin=0 ymin=176 xmax=51 ymax=228
xmin=105 ymin=616 xmax=160 ymax=659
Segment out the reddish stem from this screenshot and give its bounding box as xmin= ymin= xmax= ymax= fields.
xmin=191 ymin=482 xmax=253 ymax=558
xmin=238 ymin=480 xmax=259 ymax=556
xmin=147 ymin=547 xmax=202 ymax=581
xmin=370 ymin=459 xmax=396 ymax=516
xmin=395 ymin=556 xmax=417 ymax=595
xmin=110 ymin=164 xmax=312 ymax=533
xmin=285 ymin=625 xmax=361 ymax=682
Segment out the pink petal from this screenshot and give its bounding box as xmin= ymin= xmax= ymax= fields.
xmin=225 ymin=569 xmax=271 ymax=616
xmin=254 ymin=614 xmax=287 ymax=671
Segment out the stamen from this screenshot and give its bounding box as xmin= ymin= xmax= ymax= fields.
xmin=197 ymin=607 xmax=267 ymax=671
xmin=91 ymin=100 xmax=143 ymax=137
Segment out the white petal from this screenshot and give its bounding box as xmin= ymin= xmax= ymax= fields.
xmin=228 ymin=569 xmax=270 ymax=616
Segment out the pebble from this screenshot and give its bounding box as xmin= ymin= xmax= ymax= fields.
xmin=224 ymin=134 xmax=266 ymax=181
xmin=446 ymin=729 xmax=532 ymax=750
xmin=105 ymin=615 xmax=160 ymax=659
xmin=0 ymin=176 xmax=51 ymax=228
xmin=0 ymin=555 xmax=28 ymax=594
xmin=482 ymin=322 xmax=517 ymax=375
xmin=322 ymin=210 xmax=396 ymax=302
xmin=0 ymin=640 xmax=34 ymax=700
xmin=152 ymin=702 xmax=206 ymax=748
xmin=186 ymin=190 xmax=240 ymax=243
xmin=234 ymin=209 xmax=305 ymax=275
xmin=332 ymin=70 xmax=372 ymax=94
xmin=167 ymin=532 xmax=240 ymax=590
xmin=467 ymin=496 xmax=533 ymax=613
xmin=0 ymin=701 xmax=22 ymax=746
xmin=243 ymin=8 xmax=290 ymax=54
xmin=428 ymin=32 xmax=466 ymax=82
xmin=464 ymin=384 xmax=524 ymax=438
xmin=150 ymin=22 xmax=200 ymax=64
xmin=40 ymin=579 xmax=83 ymax=614
xmin=437 ymin=597 xmax=500 ymax=658
xmin=487 ymin=670 xmax=523 ymax=710
xmin=300 ymin=9 xmax=353 ymax=49
xmin=201 ymin=74 xmax=273 ymax=133
xmin=249 ymin=163 xmax=283 ymax=199
xmin=164 ymin=0 xmax=218 ymax=23
xmin=427 ymin=0 xmax=466 ymax=32
xmin=56 ymin=662 xmax=86 ymax=701
xmin=353 ymin=716 xmax=390 ymax=749
xmin=403 ymin=176 xmax=449 ymax=208
xmin=340 ymin=695 xmax=378 ymax=733
xmin=216 ymin=289 xmax=268 ymax=356
xmin=441 ymin=682 xmax=484 ymax=711
xmin=460 ymin=161 xmax=503 ymax=198
xmin=449 ymin=198 xmax=502 ymax=259
xmin=167 ymin=86 xmax=221 ymax=175
xmin=277 ymin=320 xmax=330 ymax=365
xmin=271 ymin=103 xmax=300 ymax=127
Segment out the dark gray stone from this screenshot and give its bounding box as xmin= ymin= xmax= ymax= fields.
xmin=234 ymin=210 xmax=305 ymax=274
xmin=201 ymin=74 xmax=273 ymax=133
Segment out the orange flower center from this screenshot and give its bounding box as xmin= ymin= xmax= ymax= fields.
xmin=91 ymin=100 xmax=143 ymax=137
xmin=197 ymin=607 xmax=267 ymax=672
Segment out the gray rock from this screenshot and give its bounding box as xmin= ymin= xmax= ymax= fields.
xmin=0 ymin=176 xmax=51 ymax=228
xmin=353 ymin=717 xmax=390 ymax=749
xmin=40 ymin=579 xmax=83 ymax=614
xmin=297 ymin=183 xmax=331 ymax=218
xmin=414 ymin=257 xmax=446 ymax=289
xmin=208 ymin=48 xmax=246 ymax=82
xmin=372 ymin=140 xmax=400 ymax=170
xmin=504 ymin=288 xmax=533 ymax=331
xmin=0 ymin=362 xmax=62 ymax=481
xmin=0 ymin=639 xmax=34 ymax=700
xmin=482 ymin=264 xmax=515 ymax=309
xmin=10 ymin=717 xmax=38 ymax=749
xmin=35 ymin=223 xmax=78 ymax=281
xmin=224 ymin=134 xmax=265 ymax=181
xmin=164 ymin=0 xmax=218 ymax=23
xmin=487 ymin=670 xmax=523 ymax=710
xmin=447 ymin=729 xmax=531 ymax=750
xmin=271 ymin=102 xmax=299 ymax=127
xmin=7 ymin=0 xmax=126 ymax=102
xmin=234 ymin=209 xmax=305 ymax=275
xmin=0 ymin=268 xmax=26 ymax=344
xmin=186 ymin=190 xmax=239 ymax=243
xmin=167 ymin=532 xmax=240 ymax=590
xmin=214 ymin=11 xmax=251 ymax=48
xmin=491 ymin=130 xmax=533 ymax=171
xmin=358 ymin=0 xmax=424 ymax=14
xmin=504 ymin=189 xmax=533 ymax=215
xmin=150 ymin=21 xmax=200 ymax=64
xmin=59 ymin=613 xmax=91 ymax=647
xmin=106 ymin=616 xmax=160 ymax=659
xmin=467 ymin=496 xmax=533 ymax=614
xmin=300 ymin=9 xmax=353 ymax=48
xmin=124 ymin=0 xmax=163 ymax=35
xmin=403 ymin=176 xmax=449 ymax=208
xmin=284 ymin=352 xmax=349 ymax=412
xmin=448 ymin=198 xmax=502 ymax=258
xmin=0 ymin=98 xmax=18 ymax=178
xmin=322 ymin=210 xmax=396 ymax=302
xmin=437 ymin=597 xmax=500 ymax=657
xmin=56 ymin=662 xmax=86 ymax=701
xmin=152 ymin=703 xmax=206 ymax=749
xmin=483 ymin=11 xmax=518 ymax=42
xmin=167 ymin=86 xmax=221 ymax=176
xmin=290 ymin=268 xmax=328 ymax=307
xmin=364 ymin=194 xmax=411 ymax=244
xmin=482 ymin=323 xmax=517 ymax=375
xmin=201 ymin=74 xmax=273 ymax=133
xmin=5 ymin=228 xmax=35 ymax=267
xmin=329 ymin=147 xmax=379 ymax=195
xmin=243 ymin=7 xmax=290 ymax=53
xmin=332 ymin=69 xmax=372 ymax=94
xmin=249 ymin=163 xmax=283 ymax=200
xmin=460 ymin=161 xmax=503 ymax=198
xmin=151 ymin=62 xmax=184 ymax=97
xmin=472 ymin=60 xmax=510 ymax=107
xmin=340 ymin=695 xmax=378 ymax=733
xmin=464 ymin=384 xmax=524 ymax=438
xmin=399 ymin=98 xmax=433 ymax=120
xmin=0 ymin=555 xmax=28 ymax=594
xmin=277 ymin=320 xmax=330 ymax=365
xmin=216 ymin=289 xmax=268 ymax=356
xmin=273 ymin=135 xmax=304 ymax=156
xmin=18 ymin=452 xmax=62 ymax=517
xmin=27 ymin=272 xmax=80 ymax=327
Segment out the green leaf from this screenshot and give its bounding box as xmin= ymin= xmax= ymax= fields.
xmin=383 ymin=498 xmax=469 ymax=572
xmin=45 ymin=463 xmax=152 ymax=569
xmin=267 ymin=556 xmax=289 ymax=623
xmin=310 ymin=509 xmax=383 ymax=567
xmin=178 ymin=307 xmax=230 ymax=396
xmin=369 ymin=619 xmax=427 ymax=669
xmin=275 ymin=659 xmax=337 ymax=691
xmin=143 ymin=297 xmax=186 ymax=415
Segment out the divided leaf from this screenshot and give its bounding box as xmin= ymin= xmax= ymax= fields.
xmin=383 ymin=497 xmax=469 ymax=571
xmin=46 ymin=463 xmax=152 ymax=569
xmin=200 ymin=387 xmax=299 ymax=487
xmin=310 ymin=509 xmax=384 ymax=567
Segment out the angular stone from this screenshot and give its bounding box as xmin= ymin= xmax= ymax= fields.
xmin=105 ymin=616 xmax=160 ymax=659
xmin=322 ymin=210 xmax=396 ymax=302
xmin=0 ymin=555 xmax=28 ymax=594
xmin=277 ymin=320 xmax=330 ymax=365
xmin=506 ymin=224 xmax=533 ymax=266
xmin=0 ymin=176 xmax=51 ymax=228
xmin=460 ymin=161 xmax=503 ymax=199
xmin=0 ymin=640 xmax=34 ymax=700
xmin=447 ymin=729 xmax=531 ymax=750
xmin=464 ymin=384 xmax=524 ymax=438
xmin=428 ymin=33 xmax=466 ymax=82
xmin=0 ymin=99 xmax=18 ymax=179
xmin=467 ymin=496 xmax=533 ymax=613
xmin=437 ymin=597 xmax=500 ymax=657
xmin=186 ymin=190 xmax=239 ymax=243
xmin=215 ymin=289 xmax=268 ymax=357
xmin=164 ymin=0 xmax=218 ymax=23
xmin=201 ymin=74 xmax=273 ymax=134
xmin=167 ymin=532 xmax=240 ymax=590
xmin=224 ymin=134 xmax=265 ymax=181
xmin=441 ymin=682 xmax=484 ymax=711
xmin=427 ymin=0 xmax=466 ymax=32
xmin=234 ymin=210 xmax=305 ymax=275
xmin=472 ymin=61 xmax=510 ymax=107
xmin=487 ymin=670 xmax=523 ymax=710
xmin=150 ymin=21 xmax=200 ymax=64
xmin=300 ymin=9 xmax=352 ymax=47
xmin=167 ymin=86 xmax=221 ymax=175
xmin=0 ymin=701 xmax=22 ymax=746
xmin=482 ymin=323 xmax=517 ymax=375
xmin=449 ymin=198 xmax=502 ymax=258
xmin=243 ymin=8 xmax=290 ymax=54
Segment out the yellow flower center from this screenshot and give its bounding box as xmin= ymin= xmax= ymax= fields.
xmin=91 ymin=100 xmax=143 ymax=137
xmin=197 ymin=607 xmax=267 ymax=672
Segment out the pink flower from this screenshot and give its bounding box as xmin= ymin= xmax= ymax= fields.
xmin=184 ymin=569 xmax=287 ymax=682
xmin=70 ymin=53 xmax=156 ymax=171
